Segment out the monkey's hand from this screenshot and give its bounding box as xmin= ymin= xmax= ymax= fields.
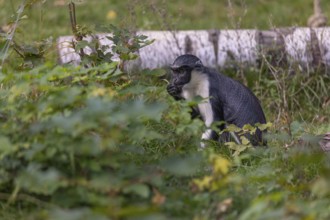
xmin=167 ymin=84 xmax=183 ymax=100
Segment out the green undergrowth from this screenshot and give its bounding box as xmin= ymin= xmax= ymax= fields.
xmin=0 ymin=62 xmax=329 ymax=219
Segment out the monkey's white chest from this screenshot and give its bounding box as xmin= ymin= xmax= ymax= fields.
xmin=181 ymin=71 xmax=214 ymax=128
xmin=181 ymin=71 xmax=209 ymax=100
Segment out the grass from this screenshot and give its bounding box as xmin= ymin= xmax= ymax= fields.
xmin=1 ymin=0 xmax=330 ymax=42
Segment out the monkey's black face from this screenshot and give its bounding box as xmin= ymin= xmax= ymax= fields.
xmin=167 ymin=65 xmax=192 ymax=100
xmin=167 ymin=54 xmax=203 ymax=100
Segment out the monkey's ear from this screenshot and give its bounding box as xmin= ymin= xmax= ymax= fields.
xmin=194 ymin=60 xmax=203 ymax=68
xmin=170 ymin=66 xmax=180 ymax=72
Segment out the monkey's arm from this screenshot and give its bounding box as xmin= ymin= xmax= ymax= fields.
xmin=199 ymin=98 xmax=222 ymax=147
xmin=190 ymin=107 xmax=201 ymax=119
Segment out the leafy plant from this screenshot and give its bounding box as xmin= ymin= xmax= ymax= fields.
xmin=73 ymin=25 xmax=154 ymax=69
xmin=0 ymin=0 xmax=51 ymax=70
xmin=69 ymin=0 xmax=154 ymax=69
xmin=107 ymin=24 xmax=154 ymax=63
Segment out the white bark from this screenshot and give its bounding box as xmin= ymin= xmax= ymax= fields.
xmin=57 ymin=28 xmax=330 ymax=72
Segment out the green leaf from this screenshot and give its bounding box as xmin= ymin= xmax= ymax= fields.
xmin=123 ymin=183 xmax=150 ymax=198
xmin=49 ymin=208 xmax=108 ymax=220
xmin=311 ymin=178 xmax=330 ymax=198
xmin=256 ymin=122 xmax=272 ymax=131
xmin=16 ymin=164 xmax=62 ymax=195
xmin=162 ymin=154 xmax=202 ymax=176
xmin=75 ymin=40 xmax=90 ymax=51
xmin=0 ymin=136 xmax=14 ymax=159
xmin=242 ymin=124 xmax=257 ymax=134
xmin=241 ymin=136 xmax=250 ymax=145
xmin=290 ymin=121 xmax=304 ymax=136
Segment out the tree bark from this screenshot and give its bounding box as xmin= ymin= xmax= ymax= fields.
xmin=57 ymin=28 xmax=330 ymax=73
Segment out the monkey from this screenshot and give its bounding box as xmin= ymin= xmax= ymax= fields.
xmin=167 ymin=54 xmax=267 ymax=147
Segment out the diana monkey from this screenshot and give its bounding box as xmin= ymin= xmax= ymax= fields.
xmin=167 ymin=54 xmax=267 ymax=147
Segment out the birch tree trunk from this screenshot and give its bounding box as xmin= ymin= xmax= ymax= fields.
xmin=57 ymin=28 xmax=330 ymax=73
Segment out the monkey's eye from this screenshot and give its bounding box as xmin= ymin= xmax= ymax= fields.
xmin=178 ymin=66 xmax=190 ymax=74
xmin=172 ymin=69 xmax=183 ymax=75
xmin=171 ymin=66 xmax=190 ymax=74
xmin=178 ymin=68 xmax=186 ymax=74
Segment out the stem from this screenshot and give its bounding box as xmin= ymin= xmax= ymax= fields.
xmin=68 ymin=2 xmax=84 ymax=58
xmin=69 ymin=3 xmax=76 ymax=35
xmin=69 ymin=2 xmax=82 ymax=41
xmin=0 ymin=0 xmax=26 ymax=70
xmin=314 ymin=0 xmax=322 ymax=15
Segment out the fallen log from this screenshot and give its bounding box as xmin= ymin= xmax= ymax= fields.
xmin=57 ymin=28 xmax=330 ymax=72
xmin=319 ymin=132 xmax=330 ymax=152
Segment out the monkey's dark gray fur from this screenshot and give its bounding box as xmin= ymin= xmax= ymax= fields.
xmin=167 ymin=54 xmax=267 ymax=146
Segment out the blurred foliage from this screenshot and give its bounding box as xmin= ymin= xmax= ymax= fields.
xmin=0 ymin=54 xmax=330 ymax=220
xmin=0 ymin=62 xmax=204 ymax=219
xmin=0 ymin=0 xmax=330 ymax=219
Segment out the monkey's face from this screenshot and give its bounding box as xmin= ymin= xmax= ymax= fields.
xmin=167 ymin=66 xmax=192 ymax=100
